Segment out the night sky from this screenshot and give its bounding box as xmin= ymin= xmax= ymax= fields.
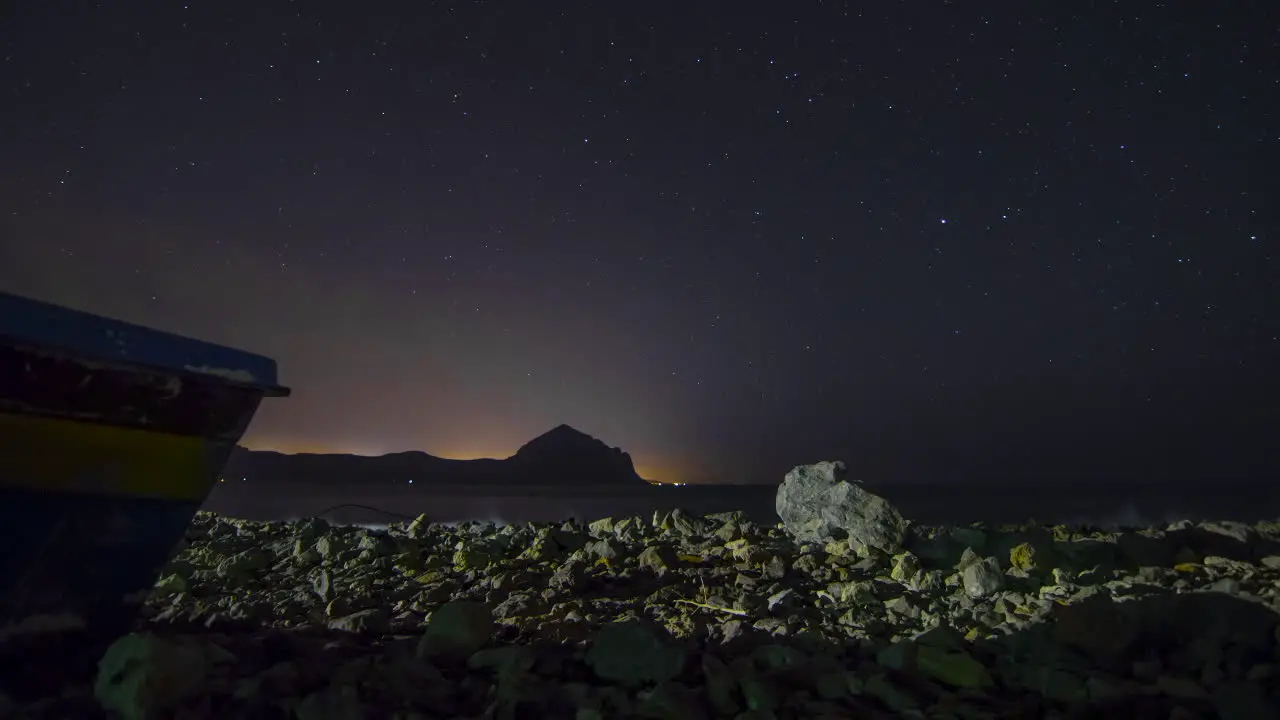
xmin=2 ymin=2 xmax=1277 ymax=486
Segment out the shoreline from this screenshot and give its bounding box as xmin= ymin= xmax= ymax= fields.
xmin=9 ymin=505 xmax=1280 ymax=718
xmin=202 ymin=478 xmax=1280 ymax=529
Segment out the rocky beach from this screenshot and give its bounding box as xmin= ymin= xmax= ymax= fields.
xmin=8 ymin=461 xmax=1280 ymax=719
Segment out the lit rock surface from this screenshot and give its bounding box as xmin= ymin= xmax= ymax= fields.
xmin=775 ymin=460 xmax=908 ymax=552
xmin=10 ymin=497 xmax=1280 ymax=718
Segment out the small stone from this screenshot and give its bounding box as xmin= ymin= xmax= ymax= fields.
xmin=1213 ymin=680 xmax=1275 ymax=720
xmin=916 ymin=645 xmax=993 ymax=689
xmin=1018 ymin=665 xmax=1089 ymax=704
xmin=864 ymin=674 xmax=919 ymax=712
xmin=701 ymin=654 xmax=741 ymax=716
xmin=636 ymin=680 xmax=709 ymax=720
xmin=151 ymin=573 xmax=188 ymax=597
xmin=295 ymin=683 xmax=364 ymax=720
xmin=962 ymin=557 xmax=1004 ymax=599
xmin=638 ymin=545 xmax=678 ymax=575
xmin=416 ymin=601 xmax=494 ymax=661
xmin=1156 ymin=675 xmax=1210 ymax=700
xmin=890 ymin=552 xmax=922 ymax=583
xmin=94 ymin=633 xmax=211 ymax=720
xmin=327 ymin=607 xmax=389 ymax=634
xmin=738 ymin=673 xmax=780 ymax=712
xmin=585 ymin=619 xmax=687 ymax=687
xmin=1009 ymin=542 xmax=1038 ymax=572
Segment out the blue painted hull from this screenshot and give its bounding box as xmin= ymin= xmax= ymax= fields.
xmin=0 ymin=292 xmax=289 ymax=699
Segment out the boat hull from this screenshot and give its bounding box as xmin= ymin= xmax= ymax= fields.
xmin=0 ymin=292 xmax=288 ymax=700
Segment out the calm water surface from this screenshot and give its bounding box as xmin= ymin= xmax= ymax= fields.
xmin=204 ymin=480 xmax=1280 ymax=529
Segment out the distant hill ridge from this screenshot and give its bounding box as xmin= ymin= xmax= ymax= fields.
xmin=220 ymin=424 xmax=649 ymax=487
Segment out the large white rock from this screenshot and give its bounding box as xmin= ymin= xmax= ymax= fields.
xmin=775 ymin=460 xmax=908 ymax=552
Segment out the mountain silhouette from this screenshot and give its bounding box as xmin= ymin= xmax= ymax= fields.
xmin=217 ymin=424 xmax=648 ymax=489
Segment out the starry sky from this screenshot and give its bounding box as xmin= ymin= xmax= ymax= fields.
xmin=2 ymin=2 xmax=1277 ymax=486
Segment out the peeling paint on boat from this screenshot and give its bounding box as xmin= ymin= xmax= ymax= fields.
xmin=161 ymin=376 xmax=182 ymax=398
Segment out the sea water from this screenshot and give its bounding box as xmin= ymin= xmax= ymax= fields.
xmin=204 ymin=479 xmax=1280 ymax=530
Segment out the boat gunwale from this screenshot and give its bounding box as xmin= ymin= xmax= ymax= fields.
xmin=0 ymin=291 xmax=285 ymax=391
xmin=0 ymin=334 xmax=290 ymax=398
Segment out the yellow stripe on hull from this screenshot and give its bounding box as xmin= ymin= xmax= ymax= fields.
xmin=0 ymin=411 xmax=217 ymax=502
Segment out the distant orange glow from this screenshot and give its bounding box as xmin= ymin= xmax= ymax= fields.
xmin=240 ymin=439 xmax=396 ymax=456
xmin=633 ymin=464 xmax=673 ymax=484
xmin=240 ymin=440 xmax=349 ymax=455
xmin=430 ymin=447 xmax=508 ymax=461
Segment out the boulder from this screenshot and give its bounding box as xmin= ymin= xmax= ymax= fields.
xmin=775 ymin=461 xmax=908 ymax=552
xmin=585 ymin=619 xmax=688 ymax=687
xmin=94 ymin=633 xmax=225 ymax=720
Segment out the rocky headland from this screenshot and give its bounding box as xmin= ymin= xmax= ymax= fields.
xmin=216 ymin=424 xmax=648 ymax=491
xmin=9 ymin=461 xmax=1280 ymax=719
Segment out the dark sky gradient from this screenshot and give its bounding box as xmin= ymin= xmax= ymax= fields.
xmin=2 ymin=2 xmax=1277 ymax=485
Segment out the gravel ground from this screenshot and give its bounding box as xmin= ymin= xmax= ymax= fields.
xmin=7 ymin=465 xmax=1280 ymax=719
